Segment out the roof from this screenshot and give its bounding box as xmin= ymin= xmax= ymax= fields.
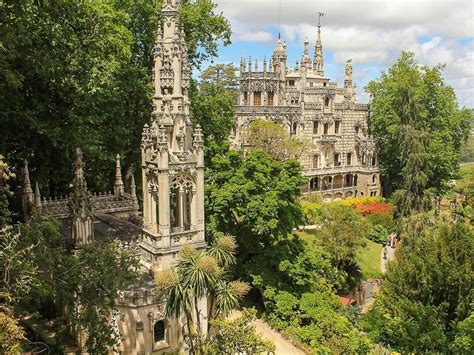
xmin=59 ymin=213 xmax=142 ymax=248
xmin=339 ymin=296 xmax=356 ymax=306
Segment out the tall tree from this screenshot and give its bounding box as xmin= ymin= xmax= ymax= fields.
xmin=392 ymin=86 xmax=432 ymax=217
xmin=366 ymin=52 xmax=472 ymax=196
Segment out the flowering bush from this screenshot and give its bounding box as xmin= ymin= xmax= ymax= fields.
xmin=341 ymin=197 xmax=393 ymax=217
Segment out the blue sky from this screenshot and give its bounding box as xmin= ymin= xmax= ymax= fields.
xmin=204 ymin=0 xmax=474 ymax=107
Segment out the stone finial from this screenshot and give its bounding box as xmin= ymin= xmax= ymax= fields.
xmin=72 ymin=148 xmax=86 ymax=190
xmin=254 ymin=59 xmax=258 ymax=72
xmin=114 ymin=154 xmax=124 ymax=195
xmin=34 ymin=182 xmax=41 ymax=208
xmin=23 ymin=160 xmax=33 ymax=202
xmin=263 ymin=55 xmax=267 ymax=72
xmin=157 ymin=125 xmax=168 ymax=151
xmin=193 ymin=124 xmax=204 ymax=149
xmin=130 ymin=173 xmax=139 ymax=211
xmin=248 ymin=56 xmax=252 ymax=72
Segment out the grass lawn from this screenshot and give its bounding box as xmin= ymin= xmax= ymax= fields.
xmin=357 ymin=238 xmax=382 ymax=280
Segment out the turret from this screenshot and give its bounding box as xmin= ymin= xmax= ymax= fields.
xmin=301 ymin=37 xmax=311 ymax=68
xmin=313 ymin=12 xmax=324 ymax=76
xmin=272 ymin=37 xmax=287 ymax=78
xmin=114 ymin=154 xmax=124 ymax=195
xmin=344 ymin=59 xmax=355 ymax=101
xmin=22 ymin=160 xmax=34 ymax=217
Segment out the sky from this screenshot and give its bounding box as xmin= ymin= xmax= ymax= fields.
xmin=207 ymin=0 xmax=474 ymax=107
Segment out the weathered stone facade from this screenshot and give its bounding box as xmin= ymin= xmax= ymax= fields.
xmin=232 ymin=17 xmax=381 ymax=201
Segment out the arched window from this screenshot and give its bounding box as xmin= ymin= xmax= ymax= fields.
xmin=291 ymin=122 xmax=297 ymax=135
xmin=313 ymin=121 xmax=319 ymax=134
xmin=253 ymin=91 xmax=261 ymax=106
xmin=324 ymin=97 xmax=330 ymax=107
xmin=154 ymin=320 xmax=165 ymax=342
xmin=170 ymin=177 xmax=195 ymax=232
xmin=372 ymin=174 xmax=377 ymax=184
xmin=268 ymin=92 xmax=274 ymax=106
xmin=323 ymin=123 xmax=329 ymax=135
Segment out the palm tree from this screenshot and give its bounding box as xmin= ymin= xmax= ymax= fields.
xmin=155 ymin=235 xmax=249 ymax=354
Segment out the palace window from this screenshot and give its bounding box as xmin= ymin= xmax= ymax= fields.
xmin=253 ymin=91 xmax=261 ymax=106
xmin=334 ymin=121 xmax=340 ymax=134
xmin=347 ymin=153 xmax=352 ymax=166
xmin=313 ymin=121 xmax=319 ymax=134
xmin=323 ymin=82 xmax=327 ymax=87
xmin=289 ymin=80 xmax=295 ymax=87
xmin=268 ymin=92 xmax=274 ymax=106
xmin=310 ymin=177 xmax=320 ymax=191
xmin=334 ymin=153 xmax=341 ymax=166
xmin=372 ymin=174 xmax=377 ymax=184
xmin=154 ymin=320 xmax=165 ymax=342
xmin=324 ymin=97 xmax=330 ymax=107
xmin=309 ymin=82 xmax=314 ymax=87
xmin=355 ymin=126 xmax=360 ymax=134
xmin=312 ymin=155 xmax=319 ymax=169
xmin=371 ymin=156 xmax=377 ymax=166
xmin=243 ymin=92 xmax=248 ymax=105
xmin=291 ymin=122 xmax=297 ymax=135
xmin=323 ymin=123 xmax=329 ymax=135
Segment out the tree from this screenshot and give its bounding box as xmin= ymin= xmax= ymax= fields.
xmin=199 ymin=63 xmax=238 ymax=90
xmin=366 ymin=52 xmax=472 ymax=196
xmin=392 ymin=86 xmax=433 ymax=217
xmin=307 ymin=203 xmax=370 ymax=291
xmin=245 ymin=119 xmax=313 ymax=161
xmin=208 ymin=308 xmax=275 ymax=354
xmin=364 ymin=213 xmax=474 ymax=352
xmin=155 ymin=235 xmax=250 ymax=354
xmin=205 ymin=150 xmax=310 ymax=295
xmin=265 ymin=282 xmax=373 ymax=353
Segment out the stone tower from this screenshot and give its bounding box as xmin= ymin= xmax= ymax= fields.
xmin=140 ymin=0 xmax=206 ymax=271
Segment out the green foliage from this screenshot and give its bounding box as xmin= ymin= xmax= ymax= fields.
xmin=364 ymin=214 xmax=474 ymax=352
xmin=368 ymin=224 xmax=388 ymax=245
xmin=208 ymin=308 xmax=275 ymax=354
xmin=199 ymin=63 xmax=238 ymax=90
xmin=0 ymin=0 xmax=231 ymax=195
xmin=206 ymin=149 xmax=309 ymax=293
xmin=0 ymin=212 xmax=140 ymax=353
xmin=265 ymin=283 xmax=373 ymax=353
xmin=460 ymin=135 xmax=474 ymax=163
xmin=306 ymin=203 xmax=370 ymax=292
xmin=156 ymin=236 xmax=250 ymax=353
xmin=366 ymin=212 xmax=394 ymax=232
xmin=0 ymin=302 xmax=25 ymax=354
xmin=366 ymin=52 xmax=472 ymax=196
xmin=246 ymin=119 xmax=313 ymax=161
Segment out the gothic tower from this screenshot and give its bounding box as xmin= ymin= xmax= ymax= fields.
xmin=140 ymin=0 xmax=206 ymax=271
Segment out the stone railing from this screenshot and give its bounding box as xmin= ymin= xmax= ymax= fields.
xmin=40 ymin=192 xmax=137 ymax=219
xmin=235 ymin=105 xmax=301 ymax=115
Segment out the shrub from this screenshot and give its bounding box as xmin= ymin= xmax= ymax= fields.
xmin=368 ymin=225 xmax=389 ymax=245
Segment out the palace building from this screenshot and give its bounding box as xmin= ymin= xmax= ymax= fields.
xmin=231 ymin=15 xmax=381 ymax=201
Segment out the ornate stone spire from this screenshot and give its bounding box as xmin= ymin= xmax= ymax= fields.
xmin=344 ymin=59 xmax=355 ymax=101
xmin=193 ymin=124 xmax=204 ymax=150
xmin=34 ymin=182 xmax=41 ymax=209
xmin=69 ymin=148 xmax=94 ymax=248
xmin=130 ymin=173 xmax=139 ymax=211
xmin=114 ymin=154 xmax=124 ymax=195
xmin=301 ymin=37 xmax=311 ymax=68
xmin=313 ymin=12 xmax=324 ymax=76
xmin=22 ymin=160 xmax=34 ymax=215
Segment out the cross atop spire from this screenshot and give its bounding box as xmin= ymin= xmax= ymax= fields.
xmin=313 ymin=11 xmax=325 ymax=76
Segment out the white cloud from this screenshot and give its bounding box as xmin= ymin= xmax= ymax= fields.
xmin=236 ymin=30 xmax=274 ymax=43
xmin=214 ymin=0 xmax=474 ymax=106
